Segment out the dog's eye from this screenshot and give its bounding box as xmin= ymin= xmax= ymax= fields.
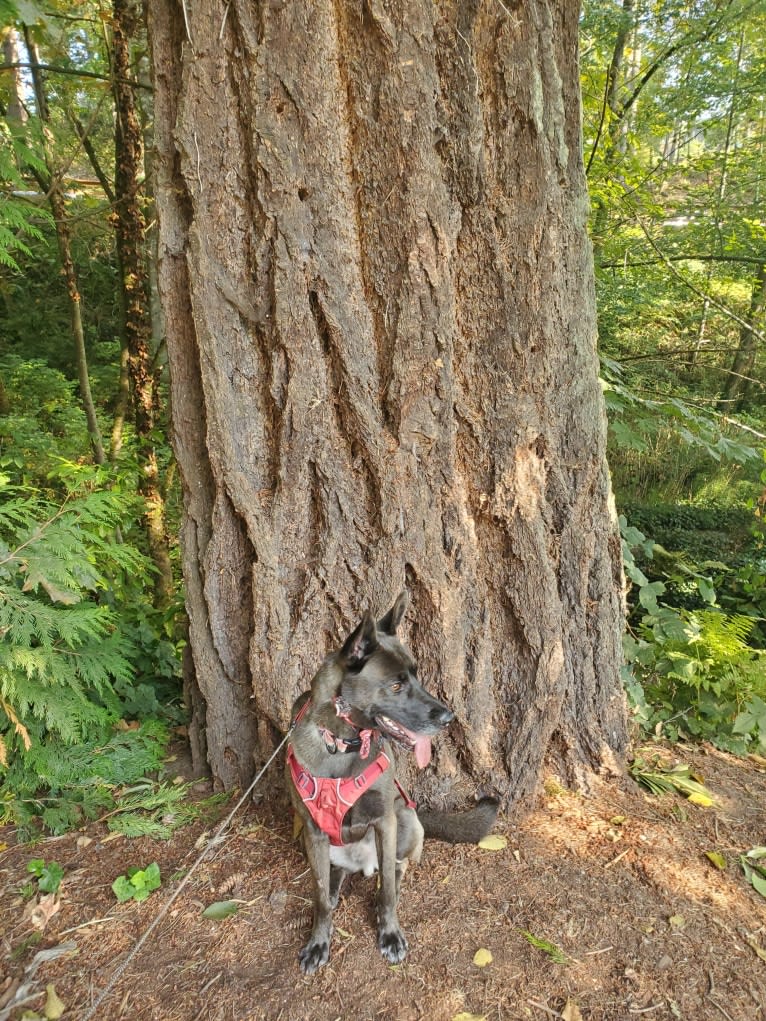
xmin=391 ymin=673 xmax=408 ymax=693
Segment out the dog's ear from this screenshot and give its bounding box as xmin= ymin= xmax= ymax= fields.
xmin=378 ymin=591 xmax=408 ymax=636
xmin=340 ymin=611 xmax=378 ymax=667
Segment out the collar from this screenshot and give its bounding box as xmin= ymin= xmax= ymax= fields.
xmin=319 ymin=697 xmax=376 ymax=757
xmin=291 ymin=695 xmax=378 ymax=758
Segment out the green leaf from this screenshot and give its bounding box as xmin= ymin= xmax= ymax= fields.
xmin=202 ymin=900 xmax=240 ymax=920
xmin=696 ymin=578 xmax=716 ymax=604
xmin=639 ymin=581 xmax=665 ymax=614
xmin=520 ymin=930 xmax=567 ymax=964
xmin=26 ymin=859 xmax=63 ymax=894
xmin=112 ymin=862 xmax=161 ymax=902
xmin=704 ymin=851 xmax=727 ymax=870
xmin=112 ymin=875 xmax=136 ymax=903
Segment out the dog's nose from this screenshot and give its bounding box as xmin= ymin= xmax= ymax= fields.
xmin=433 ymin=706 xmax=455 ymax=726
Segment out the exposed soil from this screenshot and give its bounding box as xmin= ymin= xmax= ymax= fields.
xmin=1 ymin=742 xmax=765 ymax=1021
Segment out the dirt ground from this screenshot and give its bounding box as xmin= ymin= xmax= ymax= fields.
xmin=2 ymin=742 xmax=765 ymax=1021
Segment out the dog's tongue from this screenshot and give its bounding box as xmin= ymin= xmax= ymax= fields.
xmin=395 ymin=722 xmax=431 ymax=768
xmin=413 ymin=735 xmax=432 ymax=768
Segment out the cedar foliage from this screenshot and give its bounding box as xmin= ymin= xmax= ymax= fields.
xmin=0 ymin=471 xmax=179 ymax=834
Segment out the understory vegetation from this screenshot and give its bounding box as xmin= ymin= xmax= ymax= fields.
xmin=1 ymin=0 xmax=765 ymax=835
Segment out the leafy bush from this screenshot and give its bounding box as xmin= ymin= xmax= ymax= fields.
xmin=0 ymin=471 xmax=182 ymax=835
xmin=621 ymin=516 xmax=766 ymax=755
xmin=0 ymin=356 xmax=94 ymax=488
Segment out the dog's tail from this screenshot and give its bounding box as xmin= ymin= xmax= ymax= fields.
xmin=418 ymin=796 xmax=499 ymax=844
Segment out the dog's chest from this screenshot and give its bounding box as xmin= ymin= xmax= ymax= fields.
xmin=330 ymin=830 xmax=378 ymax=876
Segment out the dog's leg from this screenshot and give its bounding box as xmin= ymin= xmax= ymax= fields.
xmin=329 ymin=865 xmax=348 ymax=908
xmin=299 ymin=827 xmax=334 ymax=974
xmin=394 ymin=808 xmax=423 ymax=899
xmin=374 ymin=815 xmax=408 ymax=964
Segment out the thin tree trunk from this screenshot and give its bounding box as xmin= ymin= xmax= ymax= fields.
xmin=111 ymin=0 xmax=173 ymax=606
xmin=23 ymin=29 xmax=107 ymax=465
xmin=148 ymin=0 xmax=628 ymax=798
xmin=2 ymin=28 xmax=28 ymax=123
xmin=719 ymin=263 xmax=765 ymax=408
xmin=689 ymin=29 xmax=745 ymax=369
xmin=590 ymin=0 xmax=635 ymax=256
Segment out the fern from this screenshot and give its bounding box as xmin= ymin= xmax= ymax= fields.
xmin=1 ymin=721 xmax=173 ymax=836
xmin=622 ymin=517 xmax=766 ymax=752
xmin=0 ymin=124 xmax=51 ymax=272
xmin=105 ymin=782 xmax=209 ymax=840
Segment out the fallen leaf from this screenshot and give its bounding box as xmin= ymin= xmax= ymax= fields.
xmin=194 ymin=830 xmax=212 ymax=850
xmin=668 ymin=914 xmax=686 ymax=930
xmin=202 ymin=900 xmax=240 ymax=920
xmin=477 ymin=834 xmax=507 ymax=851
xmin=561 ymin=999 xmax=584 ymax=1021
xmin=76 ymin=836 xmax=93 ymax=849
xmin=473 ymin=948 xmax=493 ymax=967
xmin=30 ymin=895 xmax=61 ymax=932
xmin=745 ymin=937 xmax=766 ymax=963
xmin=43 ymin=984 xmax=65 ymax=1020
xmin=451 ymin=1014 xmax=487 ymax=1021
xmin=687 ymin=792 xmax=714 ymax=807
xmin=705 ymin=851 xmax=727 ymax=870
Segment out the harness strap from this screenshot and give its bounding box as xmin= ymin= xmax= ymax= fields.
xmin=287 ymin=745 xmax=392 ymax=846
xmin=288 ymin=695 xmax=417 ymax=843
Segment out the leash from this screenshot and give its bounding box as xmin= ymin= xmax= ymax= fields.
xmin=81 ymin=728 xmax=293 ymax=1021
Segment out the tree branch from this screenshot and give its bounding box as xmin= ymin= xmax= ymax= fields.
xmin=632 ymin=214 xmax=766 ymax=345
xmin=68 ymin=111 xmax=115 ymax=203
xmin=600 ymin=254 xmax=766 ymax=270
xmin=0 ymin=61 xmax=151 ymax=90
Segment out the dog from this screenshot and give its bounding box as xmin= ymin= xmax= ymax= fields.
xmin=286 ymin=592 xmax=499 ymax=974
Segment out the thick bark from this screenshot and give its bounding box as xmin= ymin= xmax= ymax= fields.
xmin=148 ymin=0 xmax=628 ymax=799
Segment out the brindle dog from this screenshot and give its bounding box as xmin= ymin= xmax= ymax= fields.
xmin=287 ymin=592 xmax=498 ymax=974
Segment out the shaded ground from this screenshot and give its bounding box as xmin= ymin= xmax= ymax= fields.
xmin=1 ymin=743 xmax=765 ymax=1021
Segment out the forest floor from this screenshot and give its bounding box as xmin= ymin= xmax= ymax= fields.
xmin=1 ymin=741 xmax=766 ymax=1021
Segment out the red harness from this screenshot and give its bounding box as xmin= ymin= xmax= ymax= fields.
xmin=288 ymin=698 xmax=415 ymax=847
xmin=287 ymin=744 xmax=393 ymax=846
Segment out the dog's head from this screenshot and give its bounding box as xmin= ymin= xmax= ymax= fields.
xmin=336 ymin=592 xmax=454 ymax=767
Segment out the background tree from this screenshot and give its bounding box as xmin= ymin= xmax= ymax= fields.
xmin=147 ymin=0 xmax=629 ymax=798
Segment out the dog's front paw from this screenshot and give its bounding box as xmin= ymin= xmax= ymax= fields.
xmin=378 ymin=926 xmax=408 ymax=964
xmin=299 ymin=938 xmax=330 ymax=975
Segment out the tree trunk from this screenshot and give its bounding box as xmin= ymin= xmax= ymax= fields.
xmin=22 ymin=28 xmax=107 ymax=466
xmin=148 ymin=0 xmax=628 ymax=800
xmin=2 ymin=28 xmax=28 ymax=123
xmin=720 ymin=262 xmax=765 ymax=409
xmin=111 ymin=0 xmax=174 ymax=606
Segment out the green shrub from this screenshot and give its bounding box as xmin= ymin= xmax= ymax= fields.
xmin=621 ymin=516 xmax=766 ymax=755
xmin=0 ymin=471 xmax=182 ymax=835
